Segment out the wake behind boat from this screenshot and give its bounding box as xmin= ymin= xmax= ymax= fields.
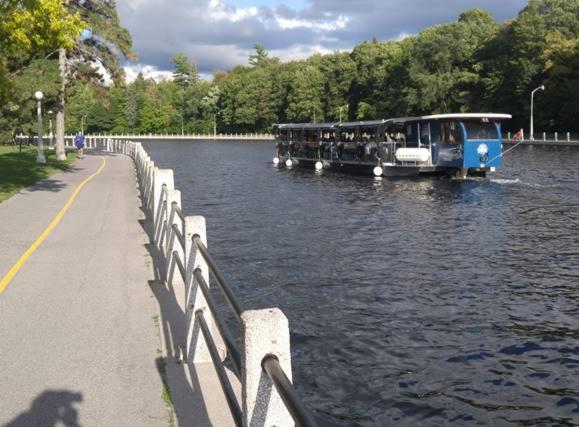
xmin=273 ymin=113 xmax=512 ymax=179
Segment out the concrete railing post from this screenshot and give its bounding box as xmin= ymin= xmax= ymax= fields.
xmin=241 ymin=308 xmax=293 ymax=427
xmin=184 ymin=215 xmax=213 ymax=364
xmin=567 ymin=132 xmax=570 ymax=142
xmin=543 ymin=132 xmax=546 ymax=141
xmin=555 ymin=132 xmax=558 ymax=142
xmin=153 ymin=169 xmax=174 ymax=251
xmin=144 ymin=161 xmax=155 ymax=216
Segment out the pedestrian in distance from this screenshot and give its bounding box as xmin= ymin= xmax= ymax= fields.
xmin=74 ymin=132 xmax=85 ymax=158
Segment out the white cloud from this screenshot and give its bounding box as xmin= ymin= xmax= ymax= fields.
xmin=123 ymin=64 xmax=174 ymax=83
xmin=269 ymin=44 xmax=342 ymax=62
xmin=208 ymin=0 xmax=259 ymax=22
xmin=276 ymin=15 xmax=349 ymax=32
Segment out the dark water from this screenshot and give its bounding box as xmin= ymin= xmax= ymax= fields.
xmin=143 ymin=140 xmax=579 ymax=426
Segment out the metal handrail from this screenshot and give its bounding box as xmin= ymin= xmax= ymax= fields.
xmin=196 ymin=310 xmax=243 ymax=427
xmin=262 ymin=355 xmax=318 ymax=427
xmin=173 ymin=202 xmax=185 ymax=222
xmin=173 ymin=251 xmax=187 ymax=283
xmin=192 ymin=235 xmax=244 ymax=321
xmin=126 ymin=141 xmax=314 ymax=425
xmin=171 ymin=223 xmax=185 ymax=251
xmin=193 ymin=268 xmax=242 ymax=376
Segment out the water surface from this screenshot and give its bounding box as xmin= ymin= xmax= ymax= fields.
xmin=144 ymin=140 xmax=579 ymax=426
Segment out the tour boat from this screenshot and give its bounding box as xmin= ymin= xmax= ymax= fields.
xmin=273 ymin=113 xmax=512 ymax=178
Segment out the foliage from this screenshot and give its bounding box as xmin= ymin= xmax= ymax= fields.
xmin=2 ymin=0 xmax=579 ymax=141
xmin=0 ymin=0 xmax=82 ymax=53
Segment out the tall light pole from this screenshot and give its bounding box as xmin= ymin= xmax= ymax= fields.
xmin=530 ymin=85 xmax=544 ymax=140
xmin=34 ymin=91 xmax=46 ymax=164
xmin=81 ymin=114 xmax=87 ymax=135
xmin=213 ymin=112 xmax=217 ymax=138
xmin=48 ymin=110 xmax=53 ymax=148
xmin=339 ymin=104 xmax=348 ymax=123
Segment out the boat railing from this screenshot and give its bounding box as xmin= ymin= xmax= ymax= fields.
xmin=111 ymin=140 xmax=318 ymax=427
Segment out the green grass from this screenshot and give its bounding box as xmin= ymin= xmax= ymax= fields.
xmin=0 ymin=145 xmax=76 ymax=203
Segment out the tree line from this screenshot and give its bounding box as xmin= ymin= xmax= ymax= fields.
xmin=1 ymin=0 xmax=578 ymax=146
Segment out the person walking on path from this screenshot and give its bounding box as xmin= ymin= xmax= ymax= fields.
xmin=74 ymin=132 xmax=85 ymax=158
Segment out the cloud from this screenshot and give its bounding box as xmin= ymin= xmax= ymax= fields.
xmin=123 ymin=64 xmax=173 ymax=83
xmin=117 ymin=0 xmax=529 ymax=81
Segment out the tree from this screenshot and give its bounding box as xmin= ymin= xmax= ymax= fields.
xmin=54 ymin=0 xmax=134 ymax=160
xmin=403 ymin=9 xmax=499 ymax=115
xmin=202 ymin=86 xmax=221 ymax=135
xmin=65 ymin=81 xmax=95 ymax=133
xmin=0 ymin=0 xmax=81 ymax=140
xmin=285 ymin=63 xmax=325 ymax=123
xmin=0 ymin=0 xmax=81 ymax=54
xmin=171 ymin=53 xmax=198 ymax=88
xmin=170 ymin=53 xmax=199 ymax=133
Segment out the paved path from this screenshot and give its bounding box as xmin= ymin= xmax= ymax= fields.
xmin=0 ymin=153 xmax=169 ymax=425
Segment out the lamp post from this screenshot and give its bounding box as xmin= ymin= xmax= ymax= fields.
xmin=34 ymin=91 xmax=46 ymax=164
xmin=48 ymin=110 xmax=53 ymax=148
xmin=530 ymin=85 xmax=544 ymax=140
xmin=81 ymin=114 xmax=87 ymax=135
xmin=339 ymin=104 xmax=348 ymax=123
xmin=213 ymin=112 xmax=217 ymax=138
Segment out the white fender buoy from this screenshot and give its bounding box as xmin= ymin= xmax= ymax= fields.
xmin=315 ymin=161 xmax=323 ymax=171
xmin=373 ymin=166 xmax=383 ymax=177
xmin=273 ymin=157 xmax=280 ymax=165
xmin=285 ymin=159 xmax=293 ymax=167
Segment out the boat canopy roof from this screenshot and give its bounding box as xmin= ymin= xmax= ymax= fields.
xmin=338 ymin=119 xmax=386 ymax=127
xmin=275 ymin=122 xmax=337 ymax=129
xmin=385 ymin=113 xmax=512 ymax=124
xmin=274 ymin=114 xmax=511 ymax=131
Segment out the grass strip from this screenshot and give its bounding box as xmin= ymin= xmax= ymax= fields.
xmin=0 ymin=145 xmax=76 ymax=203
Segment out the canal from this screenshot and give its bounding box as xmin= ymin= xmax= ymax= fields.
xmin=143 ymin=140 xmax=579 ymax=426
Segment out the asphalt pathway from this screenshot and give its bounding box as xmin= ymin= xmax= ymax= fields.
xmin=0 ymin=153 xmax=168 ymax=425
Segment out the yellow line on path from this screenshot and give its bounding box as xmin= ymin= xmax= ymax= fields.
xmin=0 ymin=156 xmax=107 ymax=295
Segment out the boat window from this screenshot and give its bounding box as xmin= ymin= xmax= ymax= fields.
xmin=339 ymin=128 xmax=356 ymax=142
xmin=289 ymin=129 xmax=303 ymax=142
xmin=304 ymin=129 xmax=317 ymax=143
xmin=278 ymin=129 xmax=288 ymax=140
xmin=420 ymin=122 xmax=430 ymax=144
xmin=440 ymin=121 xmax=463 ymax=144
xmin=361 ymin=127 xmax=377 ymax=142
xmin=463 ymin=121 xmax=498 ymax=140
xmin=321 ymin=130 xmax=335 ymax=142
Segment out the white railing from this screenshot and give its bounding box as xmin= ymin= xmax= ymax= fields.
xmin=504 ymin=131 xmax=579 ymax=143
xmin=108 ymin=140 xmax=316 ymax=427
xmin=16 ymin=133 xmax=275 ymax=143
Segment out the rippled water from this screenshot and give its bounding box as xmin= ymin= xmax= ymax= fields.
xmin=143 ymin=140 xmax=579 ymax=426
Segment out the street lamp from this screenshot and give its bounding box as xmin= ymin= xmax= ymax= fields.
xmin=213 ymin=111 xmax=217 ymax=138
xmin=339 ymin=104 xmax=348 ymax=123
xmin=81 ymin=114 xmax=87 ymax=135
xmin=48 ymin=110 xmax=53 ymax=148
xmin=530 ymin=85 xmax=545 ymax=140
xmin=34 ymin=91 xmax=46 ymax=164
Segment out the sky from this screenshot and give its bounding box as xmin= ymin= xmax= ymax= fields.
xmin=116 ymin=0 xmax=530 ymax=82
